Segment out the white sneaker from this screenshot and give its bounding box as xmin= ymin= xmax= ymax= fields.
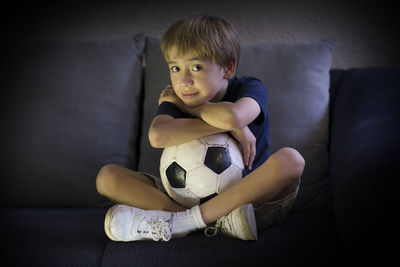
xmin=104 ymin=204 xmax=173 ymax=241
xmin=204 ymin=203 xmax=258 ymax=241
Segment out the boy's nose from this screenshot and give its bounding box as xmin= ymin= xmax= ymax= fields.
xmin=180 ymin=71 xmax=194 ymax=87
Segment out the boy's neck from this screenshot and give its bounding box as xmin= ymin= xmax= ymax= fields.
xmin=210 ymin=79 xmax=229 ymax=103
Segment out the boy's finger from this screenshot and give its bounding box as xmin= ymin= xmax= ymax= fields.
xmin=243 ymin=145 xmax=250 ymax=170
xmin=248 ymin=143 xmax=256 ymax=170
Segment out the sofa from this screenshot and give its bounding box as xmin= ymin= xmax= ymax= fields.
xmin=1 ymin=34 xmax=398 ymax=266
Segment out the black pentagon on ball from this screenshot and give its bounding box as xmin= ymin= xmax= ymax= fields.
xmin=165 ymin=161 xmax=186 ymax=188
xmin=204 ymin=147 xmax=231 ymax=174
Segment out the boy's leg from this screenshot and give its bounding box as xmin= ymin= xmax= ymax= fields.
xmin=96 ymin=164 xmax=185 ymax=212
xmin=200 ymin=147 xmax=305 ymax=224
xmin=97 ymin=164 xmax=206 ymax=241
xmin=98 ymin=147 xmax=304 ymax=242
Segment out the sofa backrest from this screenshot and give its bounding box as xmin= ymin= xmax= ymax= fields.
xmin=1 ymin=34 xmax=335 ymax=210
xmin=138 ymin=36 xmax=335 ymax=211
xmin=1 ymin=37 xmax=145 ymax=207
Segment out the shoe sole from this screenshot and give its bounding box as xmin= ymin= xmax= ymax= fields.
xmin=244 ymin=204 xmax=258 ymax=240
xmin=104 ymin=205 xmax=119 ymax=241
xmin=236 ymin=204 xmax=258 ymax=241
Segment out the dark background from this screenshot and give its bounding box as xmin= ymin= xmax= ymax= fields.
xmin=2 ymin=0 xmax=398 ymax=69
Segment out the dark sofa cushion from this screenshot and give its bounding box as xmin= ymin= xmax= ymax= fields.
xmin=0 ymin=208 xmax=108 ymax=267
xmin=1 ymin=36 xmax=145 ymax=207
xmin=101 ymin=205 xmax=338 ymax=266
xmin=330 ymin=67 xmax=400 ymax=260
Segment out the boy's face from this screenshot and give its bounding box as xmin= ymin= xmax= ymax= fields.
xmin=166 ymin=46 xmax=235 ymax=107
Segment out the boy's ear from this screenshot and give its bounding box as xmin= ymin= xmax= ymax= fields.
xmin=223 ymin=61 xmax=237 ymax=79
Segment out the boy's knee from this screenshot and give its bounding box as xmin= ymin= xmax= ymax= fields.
xmin=96 ymin=164 xmax=119 ymax=196
xmin=275 ymin=147 xmax=305 ymax=180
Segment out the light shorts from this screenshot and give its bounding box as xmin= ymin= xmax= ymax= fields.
xmin=253 ymin=179 xmax=299 ymax=229
xmin=138 ymin=171 xmax=300 ymax=230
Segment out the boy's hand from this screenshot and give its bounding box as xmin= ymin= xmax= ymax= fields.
xmin=158 ymin=85 xmax=185 ymax=110
xmin=158 ymin=85 xmax=201 ymax=116
xmin=231 ymin=126 xmax=256 ymax=170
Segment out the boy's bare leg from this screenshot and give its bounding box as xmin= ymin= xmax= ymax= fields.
xmin=99 ymin=147 xmax=303 ymax=241
xmin=98 ymin=164 xmax=207 ymax=241
xmin=200 ymin=147 xmax=304 ymax=224
xmin=96 ymin=164 xmax=185 ymax=212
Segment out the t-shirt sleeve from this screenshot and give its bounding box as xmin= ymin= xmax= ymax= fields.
xmin=155 ymin=102 xmax=194 ymax=119
xmin=237 ymin=78 xmax=268 ymax=125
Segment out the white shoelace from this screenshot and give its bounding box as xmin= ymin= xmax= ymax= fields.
xmin=134 ymin=216 xmax=172 ymax=241
xmin=204 ymin=218 xmax=224 ymax=237
xmin=204 ymin=215 xmax=234 ymax=237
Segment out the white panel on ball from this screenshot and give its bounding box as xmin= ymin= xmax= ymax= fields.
xmin=186 ymin=167 xmax=219 ymax=198
xmin=200 ymin=133 xmax=229 ymax=146
xmin=217 ymin=165 xmax=243 ymax=193
xmin=175 ymin=139 xmax=206 ymax=172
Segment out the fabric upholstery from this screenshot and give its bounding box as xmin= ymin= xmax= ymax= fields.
xmin=102 ymin=206 xmax=338 ymax=266
xmin=0 ymin=208 xmax=108 ymax=267
xmin=1 ymin=36 xmax=145 ymax=207
xmin=137 ymin=37 xmax=171 ymax=176
xmin=330 ymin=67 xmax=400 ymax=258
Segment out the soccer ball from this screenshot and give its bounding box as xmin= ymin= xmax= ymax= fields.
xmin=159 ymin=133 xmax=244 ymax=208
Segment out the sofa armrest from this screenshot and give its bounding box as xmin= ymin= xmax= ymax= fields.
xmin=329 ymin=67 xmax=400 ymax=259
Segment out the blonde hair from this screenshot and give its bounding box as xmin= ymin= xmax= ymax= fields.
xmin=161 ymin=15 xmax=240 ymax=67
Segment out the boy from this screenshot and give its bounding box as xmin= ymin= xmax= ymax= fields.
xmin=96 ymin=15 xmax=305 ymax=241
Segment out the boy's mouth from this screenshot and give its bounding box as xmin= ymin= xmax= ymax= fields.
xmin=182 ymin=92 xmax=199 ymax=99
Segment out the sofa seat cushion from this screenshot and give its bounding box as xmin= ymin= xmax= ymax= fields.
xmin=1 ymin=36 xmax=145 ymax=207
xmin=101 ymin=205 xmax=338 ymax=266
xmin=1 ymin=208 xmax=108 ymax=267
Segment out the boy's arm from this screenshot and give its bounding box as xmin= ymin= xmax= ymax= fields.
xmin=183 ymin=98 xmax=261 ymax=131
xmin=183 ymin=99 xmax=260 ymax=170
xmin=160 ymin=85 xmax=261 ymax=131
xmin=148 ymin=114 xmax=225 ymax=148
xmin=149 ymin=114 xmax=256 ymax=169
xmin=155 ymin=86 xmax=259 ymax=169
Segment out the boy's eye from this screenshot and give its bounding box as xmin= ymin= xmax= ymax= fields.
xmin=171 ymin=66 xmax=180 ymax=72
xmin=192 ymin=65 xmax=202 ymax=71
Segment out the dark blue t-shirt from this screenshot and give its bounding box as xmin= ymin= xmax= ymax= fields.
xmin=156 ymin=76 xmax=270 ymax=176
